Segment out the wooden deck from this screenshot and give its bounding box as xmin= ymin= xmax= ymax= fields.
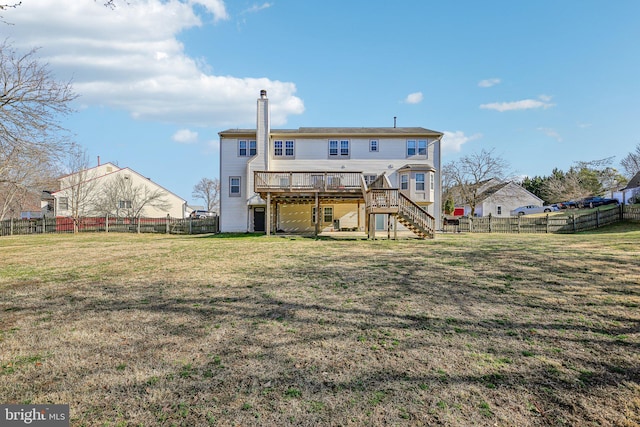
xmin=254 ymin=171 xmax=364 ymax=196
xmin=253 ymin=171 xmax=435 ymax=239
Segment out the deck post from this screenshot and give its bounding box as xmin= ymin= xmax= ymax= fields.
xmin=369 ymin=214 xmax=376 ymax=239
xmin=393 ymin=215 xmax=398 ymax=240
xmin=266 ymin=192 xmax=271 ymax=236
xmin=314 ymin=192 xmax=319 ymax=237
xmin=387 ymin=215 xmax=391 ymax=240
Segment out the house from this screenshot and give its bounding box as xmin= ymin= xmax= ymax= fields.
xmin=455 ymin=179 xmax=543 ymax=217
xmin=612 ymin=171 xmax=640 ymax=204
xmin=50 ymin=162 xmax=187 ymax=218
xmin=219 ymin=90 xmax=443 ymax=238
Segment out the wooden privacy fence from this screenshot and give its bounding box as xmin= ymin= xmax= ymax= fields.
xmin=0 ymin=215 xmax=219 ymax=237
xmin=444 ymin=205 xmax=640 ymax=234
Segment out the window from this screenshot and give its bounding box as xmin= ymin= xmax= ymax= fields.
xmin=418 ymin=140 xmax=427 ymax=155
xmin=400 ymin=174 xmax=409 ymax=190
xmin=239 ymin=140 xmax=256 ymax=156
xmin=430 ymin=172 xmax=434 ymax=190
xmin=407 ymin=140 xmax=428 ymax=156
xmin=329 ymin=140 xmax=349 ymax=157
xmin=407 ymin=140 xmax=416 ymax=156
xmin=416 ymin=173 xmax=425 ymax=191
xmin=323 ymin=207 xmax=333 ymax=223
xmin=312 ymin=206 xmax=334 ymax=223
xmin=275 ymin=140 xmax=294 ymax=157
xmin=497 ymin=206 xmax=502 ymax=215
xmin=118 ymin=200 xmax=132 ymax=209
xmin=229 ymin=176 xmax=241 ymax=197
xmin=329 ymin=140 xmax=338 ymax=156
xmin=370 ymin=139 xmax=379 ymax=152
xmin=364 ymin=174 xmax=377 ymax=186
xmin=285 ymin=140 xmax=295 ymax=156
xmin=340 ymin=140 xmax=349 ymax=156
xmin=58 ymin=197 xmax=69 ymax=210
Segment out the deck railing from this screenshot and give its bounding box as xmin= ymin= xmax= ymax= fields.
xmin=255 ymin=171 xmax=363 ymax=192
xmin=365 ymin=189 xmax=400 ymax=212
xmin=398 ymin=193 xmax=435 ymax=237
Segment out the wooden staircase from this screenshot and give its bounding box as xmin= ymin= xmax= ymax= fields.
xmin=397 ymin=193 xmax=435 ymax=239
xmin=364 ymin=175 xmax=435 ymax=239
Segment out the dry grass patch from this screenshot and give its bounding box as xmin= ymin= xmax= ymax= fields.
xmin=1 ymin=227 xmax=639 ymax=426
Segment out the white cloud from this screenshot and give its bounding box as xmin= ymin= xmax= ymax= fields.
xmin=480 ymin=96 xmax=555 ymax=112
xmin=173 ymin=129 xmax=199 ymax=144
xmin=242 ymin=3 xmax=274 ymax=14
xmin=190 ymin=0 xmax=230 ymax=22
xmin=441 ymin=131 xmax=482 ymax=154
xmin=5 ymin=0 xmax=303 ymax=127
xmin=537 ymin=127 xmax=562 ymax=142
xmin=478 ymin=78 xmax=501 ymax=88
xmin=404 ymin=92 xmax=423 ymax=104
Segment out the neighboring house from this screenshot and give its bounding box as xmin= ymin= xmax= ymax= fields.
xmin=51 ymin=162 xmax=187 ymax=218
xmin=612 ymin=171 xmax=640 ymax=204
xmin=456 ymin=179 xmax=543 ymax=217
xmin=219 ymin=90 xmax=443 ymax=238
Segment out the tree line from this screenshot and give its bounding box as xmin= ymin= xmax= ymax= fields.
xmin=443 ymin=147 xmax=640 ymax=215
xmin=519 ymin=158 xmax=630 ymax=204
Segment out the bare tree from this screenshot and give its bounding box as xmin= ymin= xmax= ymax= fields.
xmin=94 ymin=174 xmax=170 ymax=219
xmin=0 ymin=2 xmax=21 ymax=24
xmin=620 ymin=143 xmax=640 ymax=178
xmin=62 ymin=146 xmax=101 ymax=233
xmin=0 ymin=146 xmax=57 ymax=220
xmin=192 ymin=177 xmax=220 ymax=213
xmin=442 ymin=148 xmax=509 ymax=216
xmin=541 ymin=171 xmax=590 ymax=203
xmin=0 ymin=40 xmax=76 ymax=200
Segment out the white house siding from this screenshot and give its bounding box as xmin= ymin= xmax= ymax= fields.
xmin=219 ymin=94 xmax=443 ymax=233
xmin=220 ymin=134 xmax=254 ymax=232
xmin=220 ymin=133 xmax=441 ymax=233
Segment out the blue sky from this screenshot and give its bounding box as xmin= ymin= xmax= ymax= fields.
xmin=5 ymin=1 xmax=640 ymax=206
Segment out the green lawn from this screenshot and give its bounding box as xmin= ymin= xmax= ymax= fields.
xmin=1 ymin=225 xmax=639 ymax=426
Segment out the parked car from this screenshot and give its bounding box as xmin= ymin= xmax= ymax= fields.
xmin=577 ymin=197 xmax=619 ymax=208
xmin=556 ymin=200 xmax=578 ymax=209
xmin=189 ymin=210 xmax=215 ymax=219
xmin=510 ymin=205 xmax=559 ymax=216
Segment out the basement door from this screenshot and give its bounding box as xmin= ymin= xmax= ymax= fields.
xmin=254 ymin=207 xmax=265 ymax=232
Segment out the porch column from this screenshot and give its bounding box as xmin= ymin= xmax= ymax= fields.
xmin=266 ymin=192 xmax=271 ymax=236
